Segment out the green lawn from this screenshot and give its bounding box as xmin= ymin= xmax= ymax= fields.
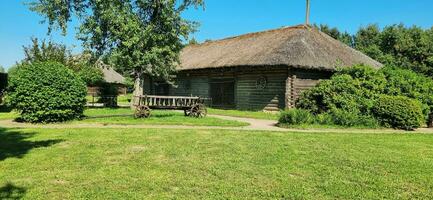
xmin=0 ymin=108 xmax=248 ymax=127
xmin=117 ymin=94 xmax=132 ymax=104
xmin=84 ymin=108 xmax=134 ymax=117
xmin=86 ymin=94 xmax=132 ymax=105
xmin=207 ymin=108 xmax=280 ymax=120
xmin=0 ymin=111 xmax=18 ymax=120
xmin=80 ymin=108 xmax=248 ymax=127
xmin=1 ymin=128 xmax=433 ymax=199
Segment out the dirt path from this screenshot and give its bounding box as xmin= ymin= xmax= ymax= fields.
xmin=0 ymin=114 xmax=432 ymax=133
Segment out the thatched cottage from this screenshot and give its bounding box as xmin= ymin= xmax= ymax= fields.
xmin=141 ymin=24 xmax=382 ymax=111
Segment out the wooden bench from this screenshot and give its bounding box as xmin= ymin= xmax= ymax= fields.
xmin=133 ymin=95 xmax=209 ymax=118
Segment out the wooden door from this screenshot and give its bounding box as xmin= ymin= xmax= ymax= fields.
xmin=210 ymin=79 xmax=235 ymax=107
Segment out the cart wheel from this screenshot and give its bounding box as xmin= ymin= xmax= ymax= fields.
xmin=184 ymin=109 xmax=191 ymax=116
xmin=135 ymin=105 xmax=151 ymax=118
xmin=190 ymin=104 xmax=207 ymax=118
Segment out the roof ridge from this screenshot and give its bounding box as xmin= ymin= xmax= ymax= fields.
xmin=191 ymin=24 xmax=308 ymax=47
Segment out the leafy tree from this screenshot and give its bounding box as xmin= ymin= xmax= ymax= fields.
xmin=0 ymin=65 xmax=5 ymax=73
xmin=313 ymin=24 xmax=354 ymax=47
xmin=22 ymin=39 xmax=104 ymax=86
xmin=188 ymin=37 xmax=199 ymax=45
xmin=23 ymin=38 xmax=71 ymax=65
xmin=27 ymin=0 xmax=205 ymax=84
xmin=315 ymin=23 xmax=433 ymax=78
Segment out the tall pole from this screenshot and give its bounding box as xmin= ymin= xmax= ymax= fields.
xmin=305 ymin=0 xmax=310 ymax=25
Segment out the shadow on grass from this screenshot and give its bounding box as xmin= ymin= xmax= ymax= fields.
xmin=0 ymin=183 xmax=26 ymax=200
xmin=0 ymin=128 xmax=63 ymax=161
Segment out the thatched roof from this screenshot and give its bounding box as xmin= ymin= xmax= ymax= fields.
xmin=101 ymin=66 xmax=125 ymax=84
xmin=179 ymin=24 xmax=382 ymax=71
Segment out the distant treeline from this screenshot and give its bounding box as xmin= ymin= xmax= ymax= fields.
xmin=314 ymin=24 xmax=433 ymax=77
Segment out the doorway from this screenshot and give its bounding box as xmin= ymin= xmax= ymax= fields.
xmin=210 ymin=78 xmax=235 ymax=108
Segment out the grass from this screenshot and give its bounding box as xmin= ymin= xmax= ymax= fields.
xmin=84 ymin=108 xmax=134 ymax=117
xmin=207 ymin=108 xmax=280 ymax=120
xmin=0 ymin=108 xmax=249 ymax=127
xmin=278 ymin=123 xmax=384 ymax=130
xmin=86 ymin=94 xmax=132 ymax=105
xmin=0 ymin=111 xmax=18 ymax=120
xmin=80 ymin=108 xmax=248 ymax=127
xmin=1 ymin=127 xmax=433 ymax=199
xmin=117 ymin=94 xmax=132 ymax=104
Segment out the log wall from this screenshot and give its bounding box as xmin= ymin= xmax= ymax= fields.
xmin=143 ymin=66 xmax=333 ymax=111
xmin=286 ymin=69 xmax=333 ymax=108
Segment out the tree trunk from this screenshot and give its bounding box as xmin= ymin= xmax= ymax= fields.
xmin=428 ymin=111 xmax=433 ymax=128
xmin=131 ymin=76 xmax=144 ymax=109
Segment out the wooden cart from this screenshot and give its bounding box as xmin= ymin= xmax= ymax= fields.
xmin=133 ymin=95 xmax=209 ymax=118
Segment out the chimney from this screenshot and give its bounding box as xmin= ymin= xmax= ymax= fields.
xmin=305 ymin=0 xmax=310 ymax=25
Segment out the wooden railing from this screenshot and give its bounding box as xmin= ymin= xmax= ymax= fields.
xmin=134 ymin=95 xmax=211 ymax=109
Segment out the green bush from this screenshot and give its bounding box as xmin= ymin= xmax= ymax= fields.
xmin=297 ymin=65 xmax=433 ymax=128
xmin=381 ymin=66 xmax=433 ymax=117
xmin=328 ymin=109 xmax=379 ymax=128
xmin=279 ymin=109 xmax=314 ymax=125
xmin=6 ymin=62 xmax=86 ymax=123
xmin=297 ymin=65 xmax=386 ymax=114
xmin=97 ymin=83 xmax=119 ymax=107
xmin=372 ymin=95 xmax=424 ymax=130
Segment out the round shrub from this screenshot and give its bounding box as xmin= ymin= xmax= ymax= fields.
xmin=7 ymin=62 xmax=87 ymax=123
xmin=380 ymin=66 xmax=433 ymax=118
xmin=372 ymin=95 xmax=424 ymax=130
xmin=279 ymin=109 xmax=314 ymax=125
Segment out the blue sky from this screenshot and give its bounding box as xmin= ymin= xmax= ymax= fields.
xmin=1 ymin=0 xmax=433 ymax=69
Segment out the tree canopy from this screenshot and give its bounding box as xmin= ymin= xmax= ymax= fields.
xmin=21 ymin=38 xmax=104 ymax=86
xmin=315 ymin=23 xmax=433 ymax=78
xmin=27 ymin=0 xmax=204 ymax=81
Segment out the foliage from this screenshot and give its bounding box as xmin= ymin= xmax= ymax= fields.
xmin=355 ymin=24 xmax=433 ymax=77
xmin=96 ymin=83 xmax=119 ymax=107
xmin=28 ymin=0 xmax=205 ymax=82
xmin=22 ymin=39 xmax=104 ymax=86
xmin=279 ymin=109 xmax=314 ymax=125
xmin=380 ymin=66 xmax=433 ymax=116
xmin=23 ymin=38 xmax=71 ymax=65
xmin=372 ymin=95 xmax=424 ymax=130
xmin=188 ymin=37 xmax=200 ymax=45
xmin=278 ymin=108 xmax=379 ymax=128
xmin=123 ymin=77 xmax=135 ymax=92
xmin=313 ymin=24 xmax=353 ymax=46
xmin=6 ymin=62 xmax=86 ymax=123
xmin=327 ymin=109 xmax=379 ymax=128
xmin=297 ymin=65 xmax=433 ymax=129
xmin=297 ymin=65 xmax=385 ymax=114
xmin=0 ymin=65 xmax=5 ymax=73
xmin=76 ymin=65 xmax=104 ymax=86
xmin=315 ymin=23 xmax=433 ymax=78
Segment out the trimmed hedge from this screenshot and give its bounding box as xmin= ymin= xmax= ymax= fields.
xmin=372 ymin=95 xmax=424 ymax=130
xmin=7 ymin=62 xmax=86 ymax=123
